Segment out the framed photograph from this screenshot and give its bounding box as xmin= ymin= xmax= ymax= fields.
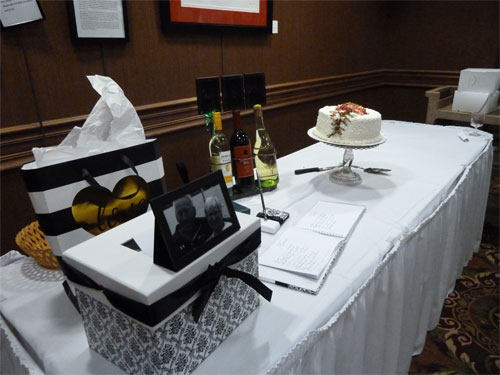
xmin=151 ymin=170 xmax=240 ymax=271
xmin=66 ymin=0 xmax=129 ymax=42
xmin=160 ymin=0 xmax=273 ymax=33
xmin=221 ymin=74 xmax=244 ymax=111
xmin=195 ymin=76 xmax=221 ymax=115
xmin=0 ymin=0 xmax=45 ymax=28
xmin=244 ymin=72 xmax=267 ymax=108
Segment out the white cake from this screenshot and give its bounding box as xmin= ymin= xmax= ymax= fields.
xmin=313 ymin=103 xmax=383 ymax=145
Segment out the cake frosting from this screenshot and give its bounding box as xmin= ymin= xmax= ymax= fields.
xmin=313 ymin=103 xmax=383 ymax=145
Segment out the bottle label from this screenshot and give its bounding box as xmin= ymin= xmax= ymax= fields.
xmin=210 ymin=151 xmax=233 ymax=188
xmin=232 ymin=145 xmax=254 ymax=178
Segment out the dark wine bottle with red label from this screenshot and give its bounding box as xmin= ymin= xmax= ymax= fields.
xmin=230 ymin=110 xmax=255 ymax=193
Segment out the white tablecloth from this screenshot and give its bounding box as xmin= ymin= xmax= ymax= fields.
xmin=0 ymin=121 xmax=493 ymax=374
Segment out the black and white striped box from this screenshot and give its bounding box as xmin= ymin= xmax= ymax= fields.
xmin=21 ymin=139 xmax=166 ymax=257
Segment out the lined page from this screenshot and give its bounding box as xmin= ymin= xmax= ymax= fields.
xmin=259 ymin=228 xmax=344 ymax=279
xmin=296 ymin=201 xmax=365 ymax=238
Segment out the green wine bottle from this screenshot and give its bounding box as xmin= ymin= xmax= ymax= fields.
xmin=253 ymin=104 xmax=279 ymax=188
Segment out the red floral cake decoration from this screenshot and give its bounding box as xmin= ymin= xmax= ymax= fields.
xmin=329 ymin=102 xmax=367 ymax=136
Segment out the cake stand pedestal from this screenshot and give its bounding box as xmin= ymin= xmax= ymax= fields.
xmin=307 ymin=128 xmax=386 ymax=186
xmin=327 ymin=144 xmax=380 ymax=186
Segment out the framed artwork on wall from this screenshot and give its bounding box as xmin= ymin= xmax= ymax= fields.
xmin=0 ymin=0 xmax=45 ymax=28
xmin=160 ymin=0 xmax=273 ymax=33
xmin=66 ymin=0 xmax=129 ymax=42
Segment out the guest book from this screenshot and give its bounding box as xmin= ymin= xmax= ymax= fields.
xmin=259 ymin=201 xmax=365 ymax=294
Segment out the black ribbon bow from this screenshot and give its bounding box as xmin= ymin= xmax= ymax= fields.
xmin=60 ymin=228 xmax=272 ymax=327
xmin=192 ymin=251 xmax=273 ymax=323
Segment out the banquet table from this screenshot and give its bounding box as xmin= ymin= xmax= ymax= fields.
xmin=0 ymin=120 xmax=493 ymax=374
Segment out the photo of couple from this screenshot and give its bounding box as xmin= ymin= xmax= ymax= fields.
xmin=152 ymin=170 xmax=240 ymax=271
xmin=168 ymin=193 xmax=231 ymax=252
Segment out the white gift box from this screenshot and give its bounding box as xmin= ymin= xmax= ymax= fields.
xmin=62 ymin=211 xmax=264 ymax=374
xmin=457 ymin=68 xmax=500 ymax=93
xmin=452 ymin=90 xmax=500 ymax=114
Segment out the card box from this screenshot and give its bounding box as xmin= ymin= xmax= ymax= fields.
xmin=62 ymin=211 xmax=262 ymax=374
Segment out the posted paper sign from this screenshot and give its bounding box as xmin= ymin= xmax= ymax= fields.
xmin=0 ymin=0 xmax=43 ymax=27
xmin=73 ymin=0 xmax=126 ymax=39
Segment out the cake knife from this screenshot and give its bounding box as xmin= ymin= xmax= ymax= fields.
xmin=295 ymin=166 xmax=391 ymax=174
xmin=294 ymin=166 xmax=336 ymax=174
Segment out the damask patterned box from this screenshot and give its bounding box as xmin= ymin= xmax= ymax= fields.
xmin=75 ymin=250 xmax=260 ymax=374
xmin=62 ymin=212 xmax=269 ymax=375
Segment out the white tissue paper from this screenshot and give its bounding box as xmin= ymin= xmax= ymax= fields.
xmin=32 ymin=75 xmax=145 ymax=167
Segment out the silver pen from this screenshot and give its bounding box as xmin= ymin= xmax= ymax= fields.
xmin=255 ymin=168 xmax=268 ymax=219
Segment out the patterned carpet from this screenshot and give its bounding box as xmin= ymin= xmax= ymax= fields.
xmin=409 ymin=241 xmax=500 ymax=374
xmin=490 ymin=177 xmax=500 ymax=196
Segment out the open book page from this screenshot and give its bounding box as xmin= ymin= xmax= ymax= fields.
xmin=259 ymin=228 xmax=344 ymax=279
xmin=296 ymin=201 xmax=365 ymax=238
xmin=258 ymin=201 xmax=365 ymax=293
xmin=259 ymin=238 xmax=344 ymax=294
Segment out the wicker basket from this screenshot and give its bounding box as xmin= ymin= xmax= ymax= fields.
xmin=15 ymin=221 xmax=59 ymax=269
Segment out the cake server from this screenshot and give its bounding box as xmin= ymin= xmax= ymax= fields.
xmin=351 ymin=165 xmax=391 ymax=173
xmin=295 ymin=165 xmax=391 ymax=175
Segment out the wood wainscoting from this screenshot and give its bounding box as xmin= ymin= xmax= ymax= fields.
xmin=0 ymin=69 xmax=459 ymax=254
xmin=0 ymin=69 xmax=458 ymax=172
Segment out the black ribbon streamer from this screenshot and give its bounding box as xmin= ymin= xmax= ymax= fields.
xmin=191 ymin=243 xmax=273 ymax=323
xmin=60 ymin=228 xmax=271 ymax=327
xmin=81 ymin=154 xmax=141 ymax=200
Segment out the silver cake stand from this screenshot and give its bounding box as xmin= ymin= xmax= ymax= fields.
xmin=307 ymin=128 xmax=386 ymax=186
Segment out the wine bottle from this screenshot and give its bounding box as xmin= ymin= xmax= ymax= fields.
xmin=230 ymin=110 xmax=255 ymax=193
xmin=209 ymin=112 xmax=233 ymax=193
xmin=253 ymin=104 xmax=279 ymax=188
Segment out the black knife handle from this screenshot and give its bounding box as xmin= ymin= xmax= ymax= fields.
xmin=294 ymin=167 xmax=320 ymax=175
